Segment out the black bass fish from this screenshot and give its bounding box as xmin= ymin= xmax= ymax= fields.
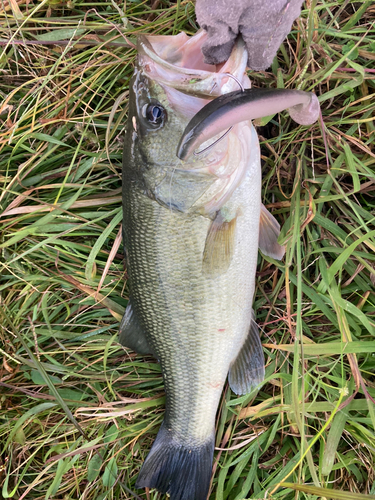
xmin=120 ymin=31 xmax=319 ymax=500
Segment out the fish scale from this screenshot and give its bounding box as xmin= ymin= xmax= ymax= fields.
xmin=123 ymin=117 xmax=261 ymax=447
xmin=123 ymin=183 xmax=260 ymax=442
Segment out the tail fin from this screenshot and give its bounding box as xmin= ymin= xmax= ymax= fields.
xmin=136 ymin=422 xmax=214 ymax=500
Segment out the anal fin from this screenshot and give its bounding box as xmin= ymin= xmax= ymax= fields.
xmin=228 ymin=312 xmax=265 ymax=395
xmin=259 ymin=204 xmax=285 ymax=260
xmin=119 ymin=300 xmax=154 ymax=356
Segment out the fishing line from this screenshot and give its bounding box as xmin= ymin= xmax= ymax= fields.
xmin=193 ymin=73 xmax=245 ymax=157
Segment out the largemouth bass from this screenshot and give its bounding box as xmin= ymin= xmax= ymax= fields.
xmin=120 ymin=31 xmax=319 ymax=500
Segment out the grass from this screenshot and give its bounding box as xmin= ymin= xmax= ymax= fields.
xmin=0 ymin=0 xmax=374 ymax=499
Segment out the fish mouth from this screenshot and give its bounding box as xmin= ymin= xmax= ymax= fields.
xmin=137 ymin=30 xmax=249 ymax=102
xmin=136 ymin=30 xmax=252 ymax=169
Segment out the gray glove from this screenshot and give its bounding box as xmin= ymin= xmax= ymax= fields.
xmin=196 ymin=0 xmax=304 ymax=70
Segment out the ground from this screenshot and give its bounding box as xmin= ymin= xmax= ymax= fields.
xmin=0 ymin=1 xmax=375 ymax=499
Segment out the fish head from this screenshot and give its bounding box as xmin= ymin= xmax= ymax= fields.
xmin=124 ymin=31 xmax=252 ymax=215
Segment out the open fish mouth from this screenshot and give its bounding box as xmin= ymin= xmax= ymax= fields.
xmin=137 ymin=30 xmax=249 ymax=104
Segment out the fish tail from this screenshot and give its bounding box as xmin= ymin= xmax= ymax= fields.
xmin=136 ymin=422 xmax=214 ymax=500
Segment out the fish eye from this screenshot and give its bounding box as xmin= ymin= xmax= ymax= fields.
xmin=142 ymin=102 xmax=167 ymax=127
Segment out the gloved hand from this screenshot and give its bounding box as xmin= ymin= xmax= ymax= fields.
xmin=196 ymin=0 xmax=304 ymax=70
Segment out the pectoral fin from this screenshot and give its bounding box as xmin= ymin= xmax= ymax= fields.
xmin=259 ymin=204 xmax=285 ymax=260
xmin=202 ymin=210 xmax=237 ymax=277
xmin=228 ymin=312 xmax=265 ymax=395
xmin=119 ymin=300 xmax=154 ymax=356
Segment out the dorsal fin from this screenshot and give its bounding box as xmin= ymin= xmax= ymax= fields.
xmin=259 ymin=204 xmax=285 ymax=260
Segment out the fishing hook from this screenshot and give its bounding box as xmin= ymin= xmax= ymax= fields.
xmin=193 ymin=73 xmax=245 ymax=157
